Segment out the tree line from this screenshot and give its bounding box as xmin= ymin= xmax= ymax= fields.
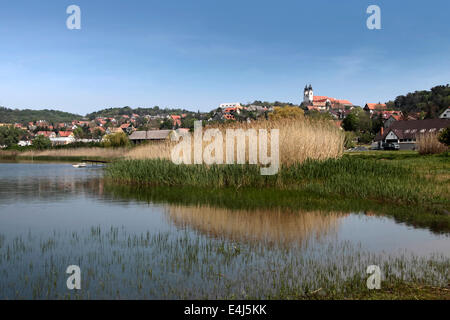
xmin=386 ymin=84 xmax=450 ymax=118
xmin=0 ymin=107 xmax=82 ymax=124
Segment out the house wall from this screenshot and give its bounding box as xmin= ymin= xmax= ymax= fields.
xmin=399 ymin=142 xmax=416 ymax=150
xmin=384 ymin=117 xmax=396 ymax=128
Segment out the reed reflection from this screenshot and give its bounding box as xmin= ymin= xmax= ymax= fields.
xmin=166 ymin=205 xmax=347 ymax=246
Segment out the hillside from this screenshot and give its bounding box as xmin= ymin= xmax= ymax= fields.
xmin=85 ymin=106 xmax=196 ymax=119
xmin=0 ymin=107 xmax=83 ymax=124
xmin=386 ymin=84 xmax=450 ymax=118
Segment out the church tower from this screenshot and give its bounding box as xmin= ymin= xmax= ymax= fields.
xmin=303 ymin=84 xmax=313 ymax=105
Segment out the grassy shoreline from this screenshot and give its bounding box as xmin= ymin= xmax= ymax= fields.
xmin=105 ymin=153 xmax=449 ymax=211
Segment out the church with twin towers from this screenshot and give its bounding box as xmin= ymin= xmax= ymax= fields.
xmin=302 ymin=84 xmax=353 ymax=111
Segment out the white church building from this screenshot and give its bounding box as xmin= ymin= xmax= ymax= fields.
xmin=303 ymin=84 xmax=353 ymax=110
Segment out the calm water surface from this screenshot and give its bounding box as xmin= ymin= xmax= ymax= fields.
xmin=0 ymin=162 xmax=448 ymax=299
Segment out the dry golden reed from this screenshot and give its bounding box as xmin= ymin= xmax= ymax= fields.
xmin=417 ymin=133 xmax=448 ymax=155
xmin=126 ymin=118 xmax=345 ymax=165
xmin=20 ymin=147 xmax=126 ymax=159
xmin=14 ymin=118 xmax=344 ymax=165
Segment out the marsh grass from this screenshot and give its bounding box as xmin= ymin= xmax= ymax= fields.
xmin=0 ymin=227 xmax=448 ymax=299
xmin=105 ymin=155 xmax=449 ymax=210
xmin=18 ymin=147 xmax=126 ymax=161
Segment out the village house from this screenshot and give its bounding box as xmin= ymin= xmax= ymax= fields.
xmin=439 ymin=107 xmax=450 ymax=119
xmin=50 ymin=136 xmax=75 ymax=145
xmin=106 ymin=127 xmax=124 ymax=135
xmin=219 ymin=102 xmax=242 ymax=109
xmin=18 ymin=140 xmax=32 ymax=147
xmin=373 ymin=118 xmax=450 ymax=150
xmin=36 ymin=131 xmax=56 ymax=138
xmin=170 ymin=115 xmax=182 ymax=127
xmin=128 ymin=129 xmax=174 ymax=144
xmin=57 ymin=131 xmax=74 ymax=138
xmin=364 ymin=103 xmax=387 ymax=114
xmin=119 ymin=123 xmax=134 ymax=134
xmin=383 ymin=114 xmax=402 ymax=128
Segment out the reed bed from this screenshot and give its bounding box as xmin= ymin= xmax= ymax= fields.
xmin=105 ymin=156 xmax=448 ymax=208
xmin=167 ymin=205 xmax=346 ymax=246
xmin=19 ymin=147 xmax=126 ymax=159
xmin=417 ymin=133 xmax=448 ymax=155
xmin=125 ymin=118 xmax=345 ymax=165
xmin=0 ymin=227 xmax=448 ymax=299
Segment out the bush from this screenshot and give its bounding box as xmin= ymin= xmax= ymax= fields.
xmin=0 ymin=126 xmax=24 ymax=147
xmin=32 ymin=135 xmax=52 ymax=150
xmin=438 ymin=127 xmax=450 ymax=146
xmin=103 ymin=132 xmax=130 ymax=148
xmin=417 ymin=133 xmax=448 ymax=155
xmin=344 ymin=131 xmax=356 ymax=149
xmin=269 ymin=106 xmax=304 ymax=120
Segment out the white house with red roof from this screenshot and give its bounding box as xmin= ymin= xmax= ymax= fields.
xmin=439 ymin=107 xmax=450 ymax=119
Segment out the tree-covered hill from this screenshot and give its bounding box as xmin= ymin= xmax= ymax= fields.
xmin=85 ymin=106 xmax=196 ymax=119
xmin=0 ymin=107 xmax=83 ymax=124
xmin=386 ymin=84 xmax=450 ymax=118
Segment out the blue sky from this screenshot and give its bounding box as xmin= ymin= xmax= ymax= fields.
xmin=0 ymin=0 xmax=449 ymax=114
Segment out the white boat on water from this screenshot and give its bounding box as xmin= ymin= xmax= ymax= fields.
xmin=72 ymin=163 xmax=87 ymax=168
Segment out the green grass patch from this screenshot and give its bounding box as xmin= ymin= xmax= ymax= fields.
xmin=105 ymin=154 xmax=449 ymax=212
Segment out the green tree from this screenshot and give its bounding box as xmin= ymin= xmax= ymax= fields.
xmin=73 ymin=127 xmax=85 ymax=140
xmin=103 ymin=132 xmax=130 ymax=148
xmin=438 ymin=127 xmax=450 ymax=146
xmin=0 ymin=126 xmax=24 ymax=147
xmin=306 ymin=110 xmax=333 ymax=120
xmin=342 ymin=112 xmax=358 ymax=131
xmin=160 ymin=119 xmax=174 ymax=130
xmin=32 ymin=135 xmax=51 ymax=150
xmin=344 ymin=131 xmax=356 ymax=149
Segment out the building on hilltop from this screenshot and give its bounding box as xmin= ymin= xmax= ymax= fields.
xmin=303 ymin=85 xmax=353 ymax=111
xmin=219 ymin=102 xmax=242 ymax=109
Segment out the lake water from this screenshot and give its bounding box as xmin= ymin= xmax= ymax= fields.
xmin=0 ymin=162 xmax=448 ymax=299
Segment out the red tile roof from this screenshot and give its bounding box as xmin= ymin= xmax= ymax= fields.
xmin=365 ymin=103 xmax=387 ymax=110
xmin=36 ymin=131 xmax=54 ymax=137
xmin=58 ymin=131 xmax=73 ymax=137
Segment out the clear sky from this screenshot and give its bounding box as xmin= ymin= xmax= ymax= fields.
xmin=0 ymin=0 xmax=449 ymax=114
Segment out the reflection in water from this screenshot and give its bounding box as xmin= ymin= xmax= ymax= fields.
xmin=0 ymin=162 xmax=449 ymax=299
xmin=0 ymin=163 xmax=105 ymax=204
xmin=167 ymin=205 xmax=347 ymax=246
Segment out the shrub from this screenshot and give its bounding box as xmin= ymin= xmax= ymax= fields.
xmin=344 ymin=131 xmax=356 ymax=149
xmin=269 ymin=106 xmax=304 ymax=121
xmin=438 ymin=127 xmax=450 ymax=146
xmin=103 ymin=132 xmax=130 ymax=148
xmin=32 ymin=135 xmax=51 ymax=150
